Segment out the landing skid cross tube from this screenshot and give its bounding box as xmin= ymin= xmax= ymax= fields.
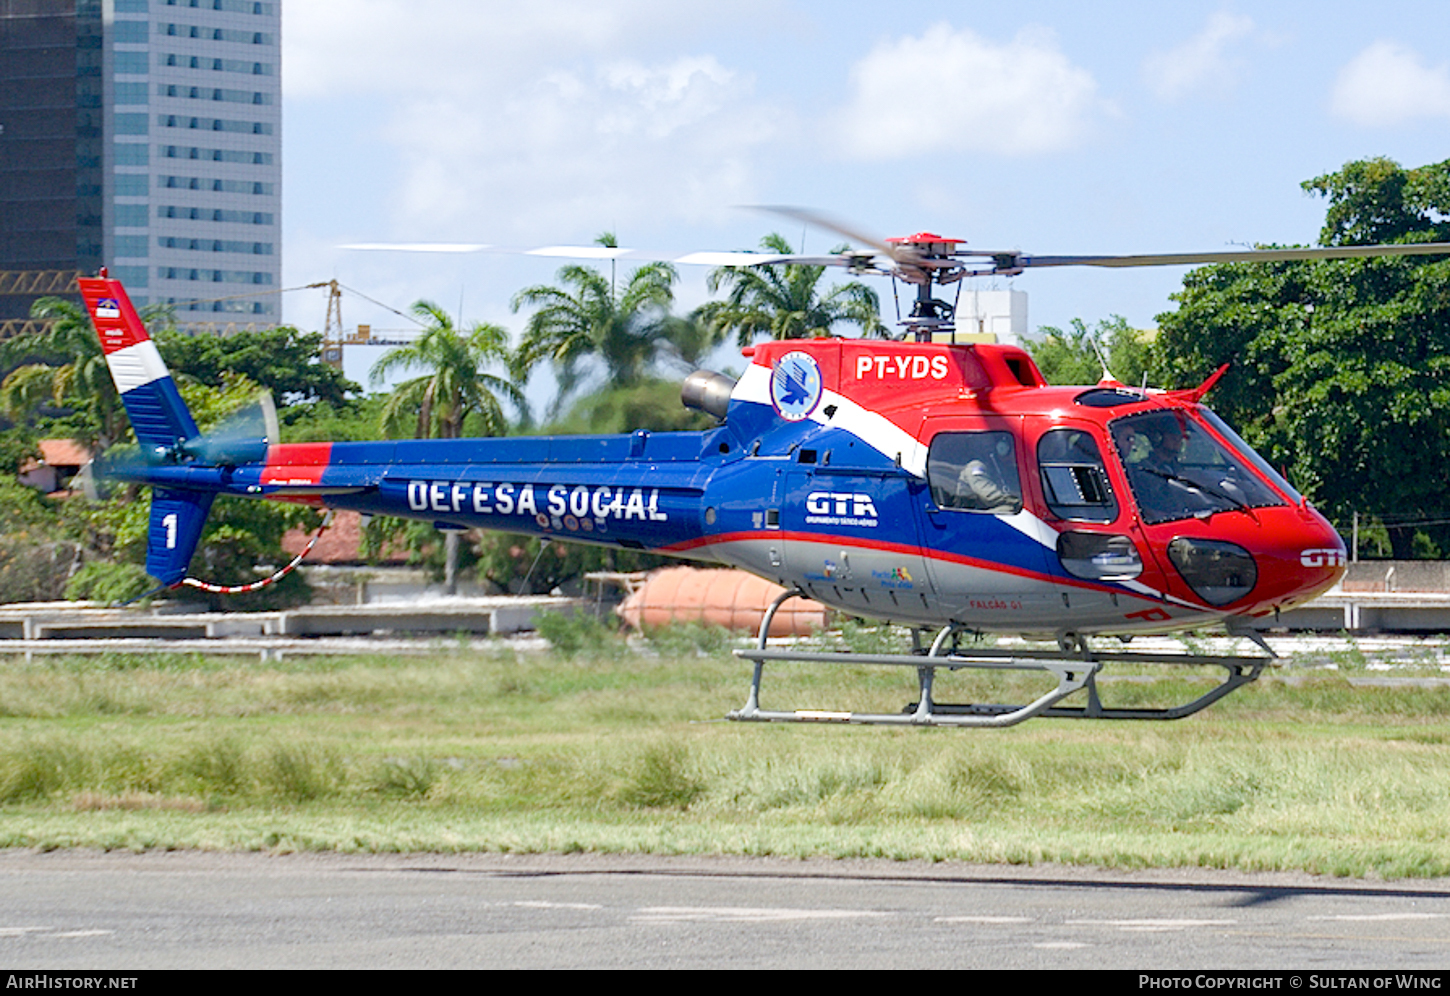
xmin=729 ymin=595 xmax=1270 ymax=729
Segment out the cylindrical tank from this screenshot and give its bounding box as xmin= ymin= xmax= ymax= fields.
xmin=617 ymin=566 xmax=827 ymax=636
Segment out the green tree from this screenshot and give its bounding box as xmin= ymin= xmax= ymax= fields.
xmin=545 ymin=379 xmax=716 ymax=435
xmin=370 ymin=302 xmax=524 ymax=441
xmin=512 ymin=234 xmax=692 ymax=417
xmin=156 ymin=325 xmax=360 ymax=407
xmin=0 ymin=297 xmax=126 ymax=447
xmin=1153 ymin=157 xmax=1450 ymax=559
xmin=279 ymin=395 xmax=389 ymax=443
xmin=694 ymin=233 xmax=887 ymax=345
xmin=1028 ymin=316 xmax=1153 ymax=388
xmin=0 ymin=472 xmax=84 ymax=603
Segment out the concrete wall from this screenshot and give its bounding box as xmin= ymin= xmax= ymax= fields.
xmin=1342 ymin=561 xmax=1450 ymax=592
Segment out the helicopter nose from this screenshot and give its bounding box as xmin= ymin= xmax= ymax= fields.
xmin=1245 ymin=506 xmax=1347 ymax=613
xmin=1156 ymin=506 xmax=1346 ymax=615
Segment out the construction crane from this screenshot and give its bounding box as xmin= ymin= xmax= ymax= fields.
xmin=0 ymin=271 xmax=421 ymax=366
xmin=314 ymin=278 xmax=422 ymax=367
xmin=0 ymin=270 xmax=82 ymax=338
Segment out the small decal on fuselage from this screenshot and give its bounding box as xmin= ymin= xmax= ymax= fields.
xmin=771 ymin=351 xmax=824 ymax=421
xmin=1300 ymin=548 xmax=1346 ymax=568
xmin=804 ymin=491 xmax=879 ymax=527
xmin=853 ymin=354 xmax=950 ymax=381
xmin=1125 ymin=606 xmax=1173 ymax=623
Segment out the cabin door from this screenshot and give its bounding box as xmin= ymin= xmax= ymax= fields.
xmin=915 ymin=415 xmax=1062 ymax=630
xmin=779 ymin=466 xmax=936 ymax=625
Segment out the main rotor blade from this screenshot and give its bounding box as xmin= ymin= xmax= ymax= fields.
xmin=340 ymin=242 xmax=849 ymax=268
xmin=748 ymin=205 xmax=908 ymax=260
xmin=1011 ymin=242 xmax=1450 ymax=270
xmin=347 ymin=229 xmax=1450 ymax=276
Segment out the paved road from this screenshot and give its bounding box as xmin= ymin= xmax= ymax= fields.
xmin=2 ymin=851 xmax=1449 ymax=970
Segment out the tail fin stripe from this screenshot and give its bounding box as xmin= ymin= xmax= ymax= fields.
xmin=80 ymin=273 xmax=200 ymax=448
xmin=106 ymin=340 xmax=170 ymax=394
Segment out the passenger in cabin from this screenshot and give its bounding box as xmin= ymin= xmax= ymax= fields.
xmin=928 ymin=431 xmax=1024 ymax=515
xmin=1112 ymin=411 xmax=1278 ymax=524
xmin=1116 ymin=421 xmax=1189 ymax=516
xmin=955 ymin=436 xmax=1022 ymax=515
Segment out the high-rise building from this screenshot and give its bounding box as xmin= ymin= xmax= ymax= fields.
xmin=0 ymin=0 xmax=280 ymax=328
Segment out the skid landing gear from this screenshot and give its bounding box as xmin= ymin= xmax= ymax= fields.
xmin=728 ymin=591 xmax=1271 ymax=729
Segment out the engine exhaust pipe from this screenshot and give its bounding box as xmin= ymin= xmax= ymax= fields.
xmin=681 ymin=370 xmax=736 ymax=420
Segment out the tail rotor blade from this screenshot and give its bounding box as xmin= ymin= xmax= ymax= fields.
xmin=75 ymin=459 xmax=103 ymax=502
xmin=181 ymin=389 xmax=278 ymax=466
xmin=83 ymin=444 xmax=154 ymax=497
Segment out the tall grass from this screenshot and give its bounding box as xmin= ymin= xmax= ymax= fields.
xmin=0 ymin=635 xmax=1448 ymax=876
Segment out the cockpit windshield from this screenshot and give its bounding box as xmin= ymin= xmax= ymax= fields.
xmin=1110 ymin=409 xmax=1286 ymax=525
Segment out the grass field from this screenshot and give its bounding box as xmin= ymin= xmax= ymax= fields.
xmin=2 ymin=618 xmax=1449 ymax=878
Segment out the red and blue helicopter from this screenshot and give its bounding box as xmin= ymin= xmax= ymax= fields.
xmin=80 ymin=214 xmax=1450 ymax=727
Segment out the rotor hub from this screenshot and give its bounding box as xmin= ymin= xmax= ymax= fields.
xmin=886 ymin=232 xmax=965 ymax=256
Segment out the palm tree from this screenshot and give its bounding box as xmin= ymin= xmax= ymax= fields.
xmin=0 ymin=297 xmax=126 ymax=447
xmin=511 ymin=234 xmax=690 ymax=417
xmin=369 ymin=302 xmax=525 ymax=594
xmin=694 ymin=233 xmax=888 ymax=345
xmin=369 ymin=302 xmax=525 ymax=441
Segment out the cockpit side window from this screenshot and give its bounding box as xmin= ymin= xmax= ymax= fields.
xmin=928 ymin=431 xmax=1023 ymax=515
xmin=1111 ymin=409 xmax=1286 ymax=525
xmin=1038 ymin=428 xmax=1118 ymax=523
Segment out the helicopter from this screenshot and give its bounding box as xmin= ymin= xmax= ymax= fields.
xmin=80 ymin=211 xmax=1450 ymax=727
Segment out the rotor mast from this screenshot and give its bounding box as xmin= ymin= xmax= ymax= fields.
xmin=886 ymin=233 xmax=970 ymax=342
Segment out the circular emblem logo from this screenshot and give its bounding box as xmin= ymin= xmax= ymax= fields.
xmin=770 ymin=351 xmax=823 ymax=421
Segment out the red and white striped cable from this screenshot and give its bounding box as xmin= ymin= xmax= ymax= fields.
xmin=178 ymin=511 xmax=335 ymax=594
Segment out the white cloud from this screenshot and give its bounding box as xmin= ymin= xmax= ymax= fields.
xmin=284 ymin=0 xmax=698 ymax=99
xmin=831 ymin=24 xmax=1109 ymax=160
xmin=284 ymin=1 xmax=786 ymax=240
xmin=1330 ymin=40 xmax=1450 ymax=126
xmin=1142 ymin=12 xmax=1257 ymax=101
xmin=382 ymin=55 xmax=786 ymax=237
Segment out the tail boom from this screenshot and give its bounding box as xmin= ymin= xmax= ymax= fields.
xmin=80 ymin=273 xmax=725 ymax=586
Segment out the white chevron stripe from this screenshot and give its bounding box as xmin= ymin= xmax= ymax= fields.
xmin=733 ymin=363 xmax=928 ymax=476
xmin=106 ymin=340 xmax=169 ymax=394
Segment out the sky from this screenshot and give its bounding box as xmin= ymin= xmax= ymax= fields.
xmin=277 ymin=1 xmax=1450 ymax=403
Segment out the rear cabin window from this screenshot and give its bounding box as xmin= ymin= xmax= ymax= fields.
xmin=927 ymin=431 xmax=1023 ymax=515
xmin=1038 ymin=428 xmax=1118 ymax=523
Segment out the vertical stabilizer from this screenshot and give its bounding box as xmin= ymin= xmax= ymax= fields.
xmin=147 ymin=489 xmax=215 ymax=586
xmin=79 ymin=272 xmax=212 ymax=587
xmin=78 ymin=272 xmax=199 ymax=449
